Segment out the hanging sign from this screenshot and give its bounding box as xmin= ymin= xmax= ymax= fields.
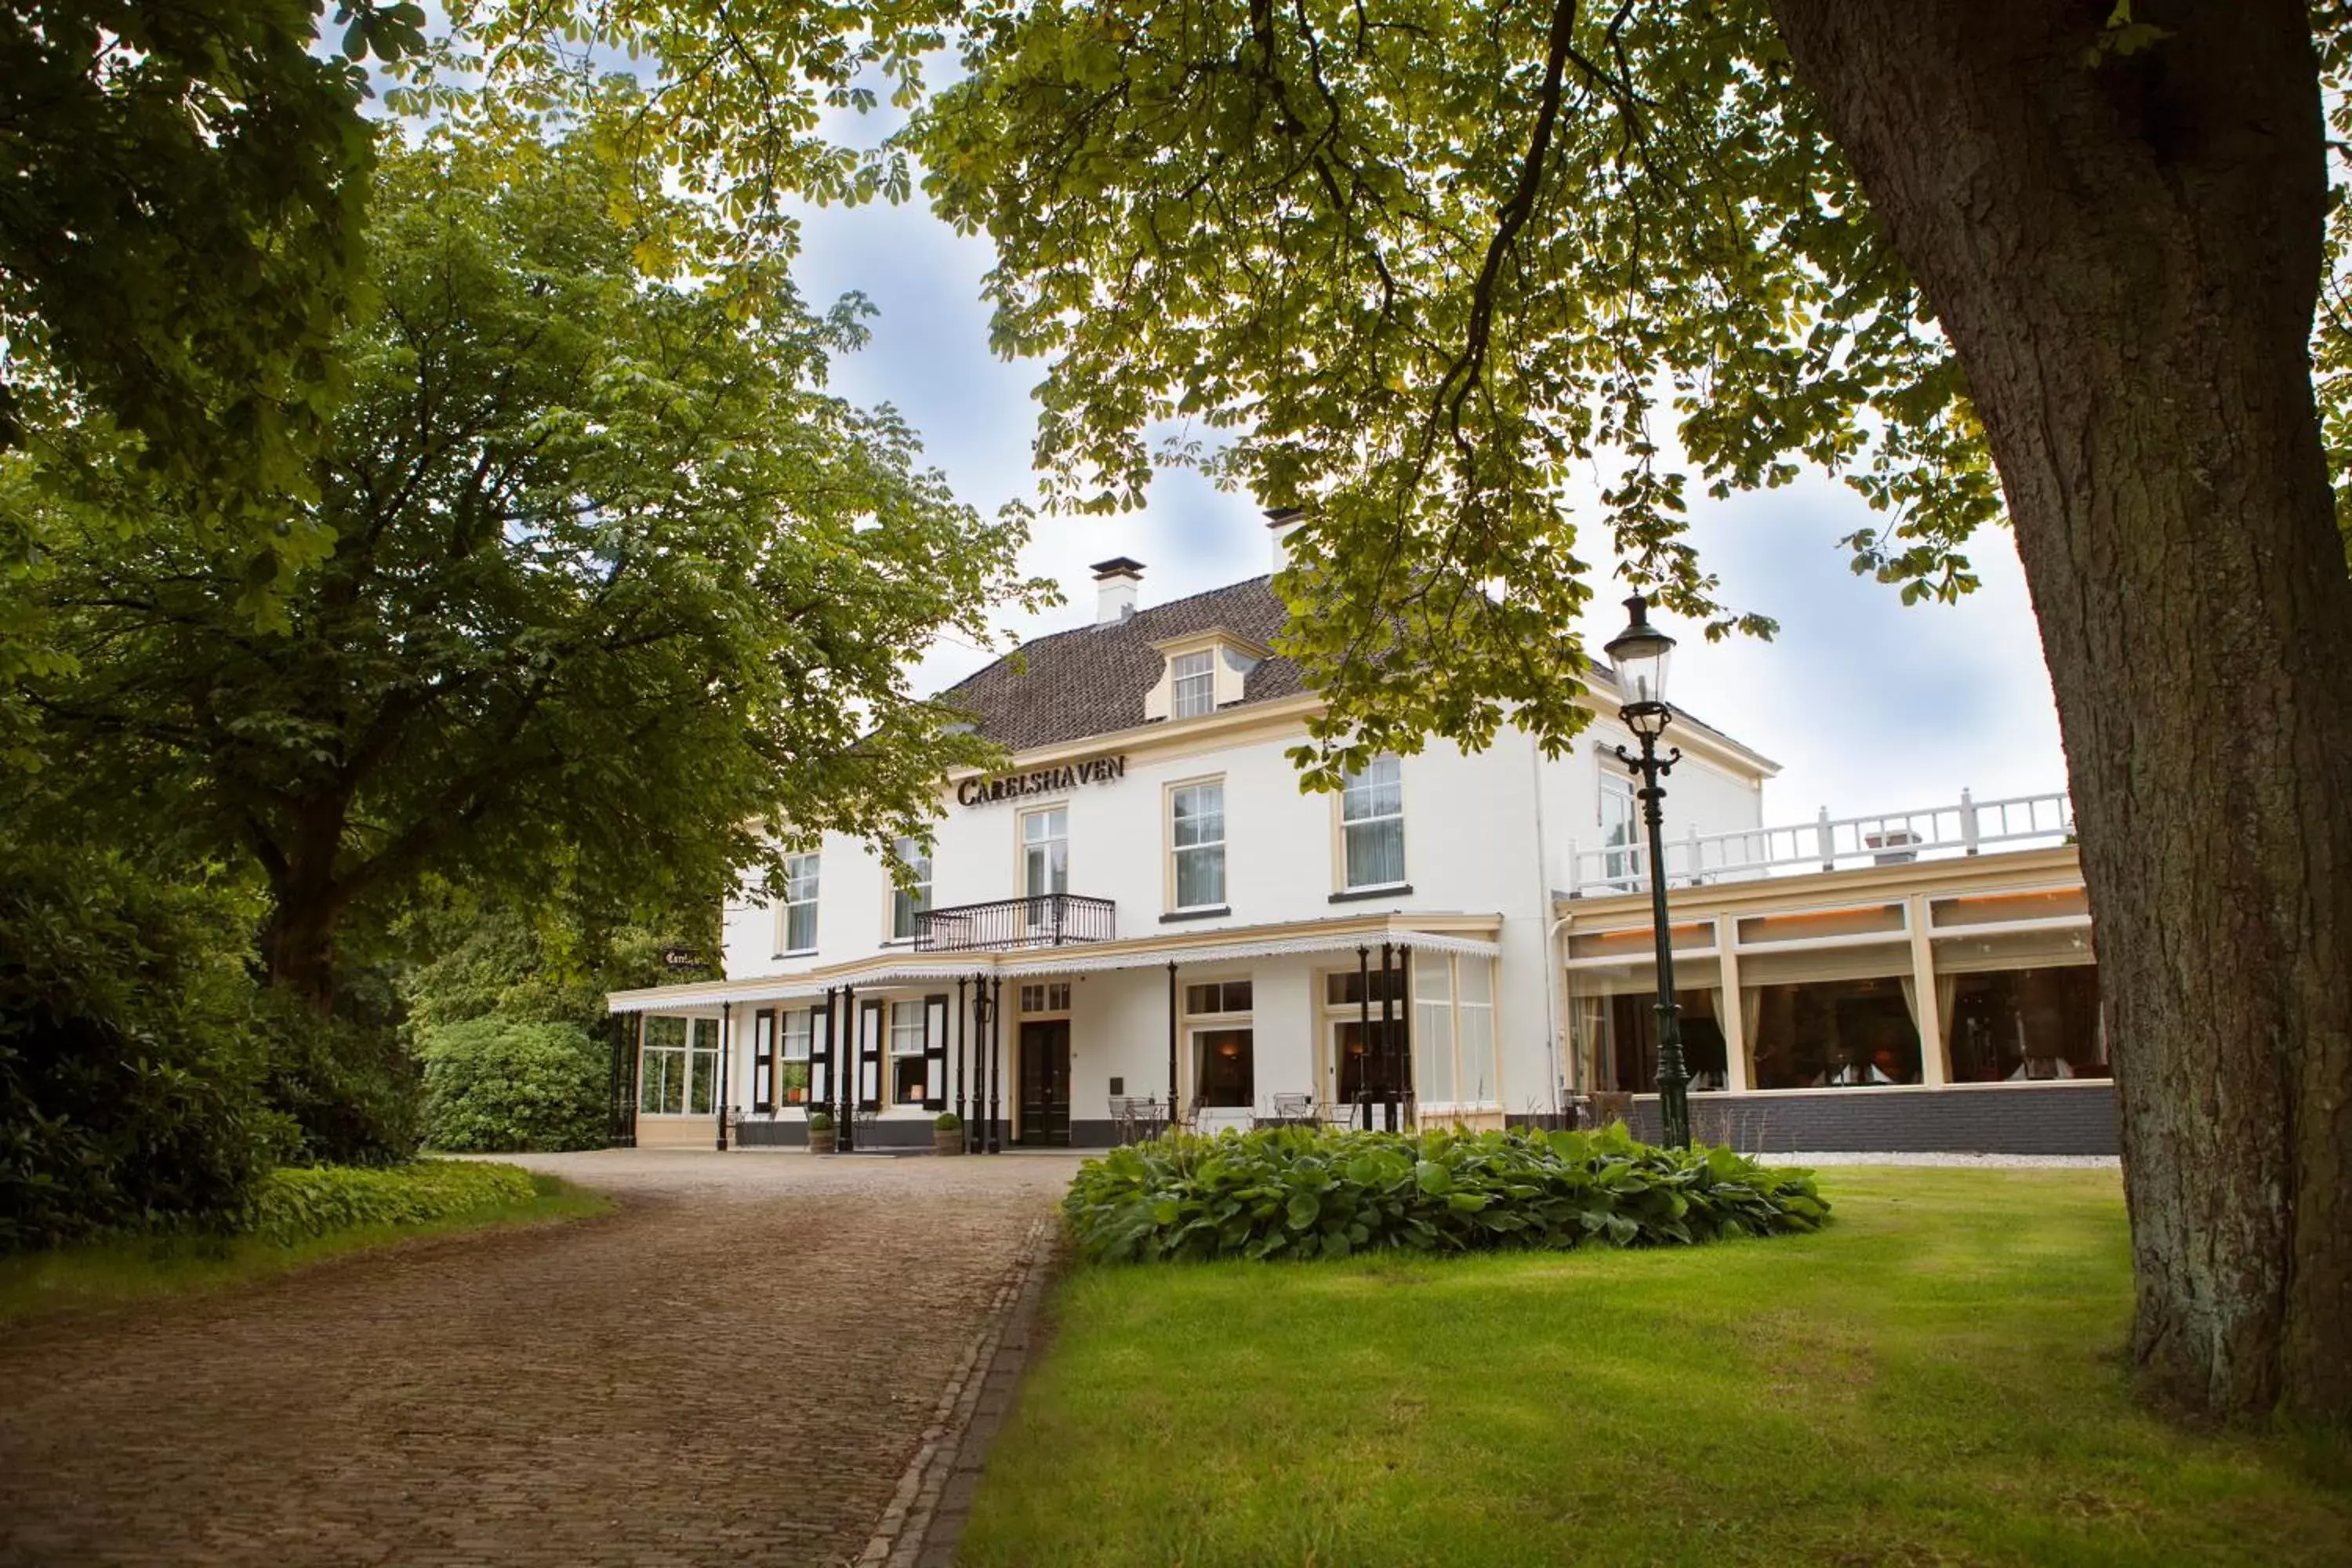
xmin=661 ymin=948 xmax=706 ymax=971
xmin=956 ymin=754 xmax=1127 ymax=807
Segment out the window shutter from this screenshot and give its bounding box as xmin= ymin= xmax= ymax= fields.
xmin=752 ymin=1008 xmax=776 ymax=1114
xmin=808 ymin=1003 xmax=833 ymax=1109
xmin=923 ymin=993 xmax=949 ymax=1111
xmin=858 ymin=999 xmax=884 ymax=1110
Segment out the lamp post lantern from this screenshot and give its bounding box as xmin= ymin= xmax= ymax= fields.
xmin=1604 ymin=595 xmax=1692 ymax=1151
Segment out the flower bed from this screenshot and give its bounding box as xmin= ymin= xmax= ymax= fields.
xmin=1063 ymin=1124 xmax=1827 ymax=1263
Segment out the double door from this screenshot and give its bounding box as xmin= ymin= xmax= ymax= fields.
xmin=1018 ymin=1019 xmax=1071 ymax=1145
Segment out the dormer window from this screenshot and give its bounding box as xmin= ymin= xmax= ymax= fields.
xmin=1171 ymin=651 xmax=1215 ymax=718
xmin=1145 ymin=628 xmax=1272 ymax=723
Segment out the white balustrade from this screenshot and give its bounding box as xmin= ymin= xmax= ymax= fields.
xmin=1567 ymin=789 xmax=2074 ymax=896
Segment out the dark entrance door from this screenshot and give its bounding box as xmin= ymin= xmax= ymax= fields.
xmin=1018 ymin=1019 xmax=1072 ymax=1145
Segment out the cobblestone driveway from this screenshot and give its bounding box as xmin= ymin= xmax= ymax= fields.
xmin=0 ymin=1150 xmax=1076 ymax=1568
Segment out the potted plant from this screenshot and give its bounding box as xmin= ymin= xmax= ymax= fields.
xmin=807 ymin=1109 xmax=837 ymax=1155
xmin=933 ymin=1111 xmax=964 ymax=1156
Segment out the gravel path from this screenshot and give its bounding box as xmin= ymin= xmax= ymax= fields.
xmin=0 ymin=1150 xmax=1077 ymax=1568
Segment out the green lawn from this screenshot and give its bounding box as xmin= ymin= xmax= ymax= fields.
xmin=964 ymin=1169 xmax=2350 ymax=1567
xmin=0 ymin=1171 xmax=608 ymax=1325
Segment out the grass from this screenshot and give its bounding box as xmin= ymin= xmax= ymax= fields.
xmin=0 ymin=1171 xmax=608 ymax=1326
xmin=964 ymin=1168 xmax=2352 ymax=1567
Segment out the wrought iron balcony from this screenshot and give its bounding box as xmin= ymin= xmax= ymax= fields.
xmin=914 ymin=894 xmax=1116 ymax=953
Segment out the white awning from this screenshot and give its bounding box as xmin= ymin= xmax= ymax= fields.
xmin=606 ymin=919 xmax=1501 ymax=1013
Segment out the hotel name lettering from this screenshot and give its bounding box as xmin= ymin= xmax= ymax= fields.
xmin=956 ymin=754 xmax=1127 ymax=807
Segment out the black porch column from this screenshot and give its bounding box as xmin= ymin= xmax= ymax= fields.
xmin=988 ymin=978 xmax=1004 ymax=1152
xmin=969 ymin=976 xmax=988 ymax=1153
xmin=1356 ymin=946 xmax=1372 ymax=1129
xmin=1166 ymin=961 xmax=1179 ymax=1134
xmin=716 ymin=1000 xmax=732 ymax=1151
xmin=1399 ymin=946 xmax=1413 ymax=1131
xmin=822 ymin=986 xmax=837 ymax=1149
xmin=838 ymin=982 xmax=856 ymax=1152
xmin=1379 ymin=943 xmax=1396 ymax=1131
xmin=955 ymin=977 xmax=968 ymax=1136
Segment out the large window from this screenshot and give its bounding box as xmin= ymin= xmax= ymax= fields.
xmin=1022 ymin=808 xmax=1068 ymax=901
xmin=638 ymin=1016 xmax=688 ymax=1115
xmin=1405 ymin=955 xmax=1500 ymax=1108
xmin=1171 ymin=649 xmax=1215 ymax=718
xmin=1341 ymin=756 xmax=1405 ymax=888
xmin=1946 ymin=965 xmax=2106 ymax=1082
xmin=781 ymin=852 xmax=821 ymax=953
xmin=890 ymin=837 xmax=932 ymax=941
xmin=782 ymin=1009 xmax=813 ymax=1105
xmin=1599 ymin=774 xmax=1639 ymax=887
xmin=1184 ymin=979 xmax=1254 ymax=1108
xmin=1326 ymin=967 xmax=1407 ymax=1105
xmin=1595 ymin=989 xmax=1730 ymax=1093
xmin=1745 ymin=962 xmax=1922 ymax=1089
xmin=640 ymin=1017 xmax=719 ymax=1115
xmin=891 ymin=1000 xmax=933 ymax=1106
xmin=1171 ymin=781 xmax=1226 ymax=909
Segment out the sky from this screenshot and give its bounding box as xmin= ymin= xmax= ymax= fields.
xmin=787 ymin=189 xmax=2071 ymax=829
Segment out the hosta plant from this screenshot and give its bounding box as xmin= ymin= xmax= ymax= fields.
xmin=1063 ymin=1124 xmax=1827 ymax=1264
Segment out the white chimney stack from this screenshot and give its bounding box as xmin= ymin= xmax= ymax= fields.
xmin=1265 ymin=507 xmax=1306 ymax=575
xmin=1091 ymin=557 xmax=1144 ymax=626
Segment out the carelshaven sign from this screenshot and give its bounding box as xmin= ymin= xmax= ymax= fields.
xmin=956 ymin=754 xmax=1127 ymax=807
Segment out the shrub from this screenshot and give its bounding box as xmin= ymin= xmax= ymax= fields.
xmin=0 ymin=841 xmax=295 ymax=1250
xmin=254 ymin=996 xmax=422 ymax=1167
xmin=807 ymin=1110 xmax=833 ymax=1131
xmin=246 ymin=1159 xmax=539 ymax=1246
xmin=935 ymin=1112 xmax=962 ymax=1130
xmin=1062 ymin=1123 xmax=1828 ymax=1264
xmin=416 ymin=1017 xmax=607 ymax=1152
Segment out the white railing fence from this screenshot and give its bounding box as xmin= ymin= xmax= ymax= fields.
xmin=1566 ymin=789 xmax=2074 ymax=897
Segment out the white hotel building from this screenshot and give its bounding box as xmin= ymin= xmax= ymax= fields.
xmin=608 ymin=517 xmax=2111 ymax=1156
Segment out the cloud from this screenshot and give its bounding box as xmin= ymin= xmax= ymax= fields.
xmin=792 ymin=191 xmax=2068 ymax=829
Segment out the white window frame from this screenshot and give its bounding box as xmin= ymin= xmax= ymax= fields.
xmin=889 ymin=1000 xmax=929 ymax=1108
xmin=1181 ymin=975 xmax=1255 ymax=1112
xmin=1171 ymin=649 xmax=1215 ymax=719
xmin=1338 ymin=755 xmax=1406 ymax=891
xmin=1599 ymin=771 xmax=1639 ymax=889
xmin=1022 ymin=807 xmax=1069 ymax=906
xmin=1167 ymin=777 xmax=1227 ymax=912
xmin=889 ymin=836 xmax=932 ymax=942
xmin=781 ymin=852 xmax=821 ymax=954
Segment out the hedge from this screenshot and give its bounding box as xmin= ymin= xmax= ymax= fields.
xmin=247 ymin=1160 xmax=539 ymax=1246
xmin=1063 ymin=1124 xmax=1828 ymax=1263
xmin=417 ymin=1017 xmax=606 ymax=1152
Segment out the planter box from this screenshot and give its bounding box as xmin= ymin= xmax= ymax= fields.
xmin=934 ymin=1128 xmax=964 ymax=1156
xmin=808 ymin=1128 xmax=837 ymax=1155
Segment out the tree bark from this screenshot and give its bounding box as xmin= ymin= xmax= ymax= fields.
xmin=1768 ymin=0 xmax=2352 ymax=1421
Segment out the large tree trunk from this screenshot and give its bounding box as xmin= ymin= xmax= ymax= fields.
xmin=1768 ymin=0 xmax=2352 ymax=1420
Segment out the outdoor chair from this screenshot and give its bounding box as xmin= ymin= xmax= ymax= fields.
xmin=1267 ymin=1092 xmax=1315 ymax=1127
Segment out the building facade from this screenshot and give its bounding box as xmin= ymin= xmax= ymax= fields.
xmin=608 ymin=523 xmax=2111 ymax=1155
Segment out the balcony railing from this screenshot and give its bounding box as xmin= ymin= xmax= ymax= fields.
xmin=913 ymin=894 xmax=1117 ymax=953
xmin=1566 ymin=788 xmax=2074 ymax=897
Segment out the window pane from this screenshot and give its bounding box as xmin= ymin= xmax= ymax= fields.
xmin=1457 ymin=998 xmax=1495 ymax=1104
xmin=784 ymin=1012 xmax=811 ymax=1060
xmin=1173 ymin=651 xmax=1214 ymax=718
xmin=1946 ymin=964 xmax=2107 ymax=1083
xmin=1342 ymin=756 xmax=1403 ymax=820
xmin=1192 ymin=1028 xmax=1254 ymax=1107
xmin=891 ymin=837 xmax=931 ymax=940
xmin=1175 ymin=845 xmax=1225 ymax=907
xmin=787 ymin=901 xmax=818 ymax=952
xmin=1345 ymin=818 xmax=1405 ymax=887
xmin=688 ymin=1045 xmax=717 ymax=1114
xmin=1413 ymin=959 xmax=1454 ymax=1105
xmin=1171 ymin=784 xmax=1222 ymax=846
xmin=1746 ymin=976 xmax=1922 ymax=1089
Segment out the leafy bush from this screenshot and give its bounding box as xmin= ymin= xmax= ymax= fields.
xmin=416 ymin=1018 xmax=607 ymax=1152
xmin=247 ymin=1160 xmax=539 ymax=1246
xmin=0 ymin=840 xmax=296 ymax=1250
xmin=1063 ymin=1124 xmax=1828 ymax=1264
xmin=254 ymin=995 xmax=422 ymax=1167
xmin=935 ymin=1112 xmax=961 ymax=1130
xmin=808 ymin=1110 xmax=833 ymax=1131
